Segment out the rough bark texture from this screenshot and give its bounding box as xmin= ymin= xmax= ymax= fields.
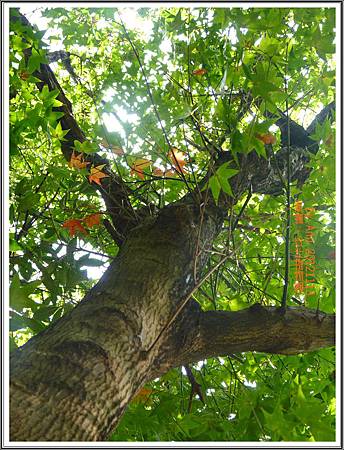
xmin=9 ymin=10 xmax=336 ymax=442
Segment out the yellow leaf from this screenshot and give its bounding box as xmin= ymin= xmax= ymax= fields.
xmin=255 ymin=133 xmax=276 ymax=145
xmin=111 ymin=146 xmax=125 ymax=156
xmin=165 ymin=169 xmax=177 ymax=177
xmin=101 ymin=139 xmax=125 ymax=156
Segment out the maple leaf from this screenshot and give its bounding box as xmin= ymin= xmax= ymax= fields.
xmin=130 ymin=158 xmax=151 ymax=180
xmin=68 ymin=151 xmax=90 ymax=170
xmin=62 ymin=219 xmax=88 ymax=237
xmin=88 ymin=164 xmax=109 ymax=186
xmin=192 ymin=68 xmax=207 ymax=76
xmin=168 ymin=148 xmax=188 ymax=174
xmin=255 ymin=133 xmax=276 ymax=145
xmin=83 ymin=213 xmax=101 ymax=228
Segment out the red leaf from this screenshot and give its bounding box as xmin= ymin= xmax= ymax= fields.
xmin=62 ymin=219 xmax=88 ymax=237
xmin=83 ymin=213 xmax=101 ymax=228
xmin=68 ymin=151 xmax=90 ymax=170
xmin=192 ymin=68 xmax=207 ymax=76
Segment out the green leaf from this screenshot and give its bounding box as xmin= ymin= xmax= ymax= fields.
xmin=204 ymin=163 xmax=238 ymax=204
xmin=27 ymin=48 xmax=45 ymax=73
xmin=216 ymin=163 xmax=238 ymax=197
xmin=252 ymin=137 xmax=267 ymax=158
xmin=208 ymin=175 xmax=221 ymax=205
xmin=10 ymin=273 xmax=41 ymax=312
xmin=10 ymin=238 xmax=22 ymax=252
xmin=53 ymin=122 xmax=69 ymax=140
xmin=17 ymin=192 xmax=40 ymax=212
xmin=79 ymin=258 xmax=105 ymax=267
xmin=74 ymin=139 xmax=98 ymax=154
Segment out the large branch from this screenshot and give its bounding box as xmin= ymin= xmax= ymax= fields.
xmin=267 ymin=108 xmax=318 ymax=152
xmin=11 ymin=10 xmax=138 ymax=245
xmin=307 ymin=100 xmax=336 ymax=136
xmin=151 ymin=304 xmax=335 ymax=377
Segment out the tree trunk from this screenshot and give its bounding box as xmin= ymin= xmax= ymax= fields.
xmin=10 ymin=201 xmax=219 ymax=440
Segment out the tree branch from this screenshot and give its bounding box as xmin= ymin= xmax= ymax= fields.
xmin=307 ymin=100 xmax=335 ymax=136
xmin=184 ymin=304 xmax=334 ymax=364
xmin=265 ymin=108 xmax=318 ymax=152
xmin=11 ymin=10 xmax=139 ymax=245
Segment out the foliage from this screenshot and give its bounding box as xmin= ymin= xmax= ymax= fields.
xmin=9 ymin=5 xmax=336 ymax=441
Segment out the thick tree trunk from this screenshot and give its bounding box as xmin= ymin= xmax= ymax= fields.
xmin=10 ymin=202 xmax=221 ymax=441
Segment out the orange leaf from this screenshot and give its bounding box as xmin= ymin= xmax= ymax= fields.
xmin=88 ymin=164 xmax=109 ymax=186
xmin=62 ymin=219 xmax=88 ymax=237
xmin=132 ymin=387 xmax=153 ymax=403
xmin=83 ymin=213 xmax=101 ymax=228
xmin=130 ymin=158 xmax=151 ymax=180
xmin=293 ymin=281 xmax=303 ymax=292
xmin=168 ymin=148 xmax=188 ymax=174
xmin=255 ymin=133 xmax=276 ymax=145
xmin=192 ymin=68 xmax=207 ymax=76
xmin=68 ymin=151 xmax=90 ymax=170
